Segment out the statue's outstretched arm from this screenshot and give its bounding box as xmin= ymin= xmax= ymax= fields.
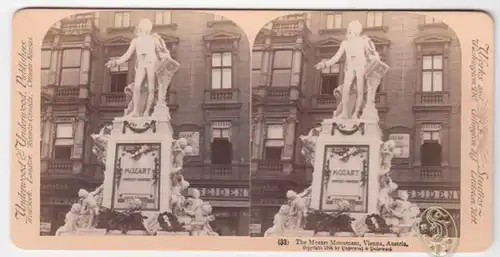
xmin=327 ymin=41 xmax=346 ymax=66
xmin=115 ymin=39 xmax=137 ymax=65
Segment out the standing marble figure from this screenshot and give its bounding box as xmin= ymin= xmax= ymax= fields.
xmin=315 ymin=20 xmax=380 ymax=119
xmin=105 ymin=18 xmax=172 ymax=117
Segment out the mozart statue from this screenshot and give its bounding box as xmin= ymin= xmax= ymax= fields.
xmin=315 ymin=20 xmax=381 ymax=119
xmin=105 ymin=18 xmax=178 ymax=117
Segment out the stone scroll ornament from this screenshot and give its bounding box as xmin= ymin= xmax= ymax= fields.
xmin=414 ymin=207 xmax=459 ymax=257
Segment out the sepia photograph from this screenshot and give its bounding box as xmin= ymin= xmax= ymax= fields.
xmin=39 ymin=10 xmax=251 ymax=236
xmin=250 ymin=11 xmax=462 ymax=238
xmin=9 ymin=7 xmax=494 ymax=252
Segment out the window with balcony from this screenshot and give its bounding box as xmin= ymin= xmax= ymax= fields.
xmin=211 ymin=122 xmax=232 ymax=164
xmin=366 ymin=12 xmax=383 ymax=27
xmin=422 ymin=55 xmax=443 ymax=92
xmin=320 ymin=61 xmax=340 ymax=95
xmin=420 ymin=124 xmax=442 ymax=166
xmin=114 ymin=12 xmax=131 ymax=28
xmin=60 ymin=49 xmax=81 ymax=86
xmin=325 ymin=13 xmax=342 ymax=29
xmin=264 ymin=124 xmax=284 ymax=160
xmin=211 ymin=52 xmax=232 ymax=89
xmin=252 ymin=51 xmax=263 ymax=88
xmin=271 ymin=50 xmax=293 ymax=87
xmin=109 ymin=56 xmax=129 ymax=93
xmin=41 ymin=50 xmax=52 ymax=87
xmin=54 ymin=123 xmax=73 ymax=159
xmin=155 ymin=11 xmax=172 ymax=25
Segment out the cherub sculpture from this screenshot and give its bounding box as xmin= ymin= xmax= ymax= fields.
xmin=90 ymin=125 xmax=112 ymax=165
xmin=378 ymin=175 xmax=398 ymax=218
xmin=299 ymin=126 xmax=321 ymax=166
xmin=286 ymin=186 xmax=312 ymax=229
xmin=185 ymin=202 xmax=218 ymax=236
xmin=55 ymin=203 xmax=82 ymax=236
xmin=380 ymin=140 xmax=396 ymax=175
xmin=185 ymin=189 xmax=204 ymax=213
xmin=171 ymin=138 xmax=193 ymax=175
xmin=105 ymin=18 xmax=173 ymax=117
xmin=170 ymin=174 xmax=190 ymax=213
xmin=315 ymin=20 xmax=380 ymax=119
xmin=390 ymin=191 xmax=420 ymax=226
xmin=78 ymin=185 xmax=104 ymax=228
xmin=264 ymin=204 xmax=291 ymax=237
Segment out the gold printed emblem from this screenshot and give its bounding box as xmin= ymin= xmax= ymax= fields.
xmin=414 ymin=207 xmax=459 ymax=257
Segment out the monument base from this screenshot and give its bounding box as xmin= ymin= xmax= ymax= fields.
xmin=363 ymin=232 xmax=398 ymax=237
xmin=157 ymin=231 xmax=190 ymax=236
xmin=76 ymin=228 xmax=107 ymax=236
xmin=283 ymin=229 xmax=315 ymax=237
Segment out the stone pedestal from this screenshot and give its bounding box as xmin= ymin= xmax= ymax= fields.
xmin=157 ymin=231 xmax=190 ymax=236
xmin=126 ymin=230 xmax=150 ymax=236
xmin=364 ymin=232 xmax=398 ymax=237
xmin=76 ymin=228 xmax=107 ymax=236
xmin=101 ymin=114 xmax=174 ymax=218
xmin=309 ymin=117 xmax=382 ymax=218
xmin=283 ymin=229 xmax=315 ymax=237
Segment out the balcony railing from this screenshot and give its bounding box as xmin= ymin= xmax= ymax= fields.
xmin=60 ymin=18 xmax=98 ymax=35
xmin=311 ymin=94 xmax=338 ymax=110
xmin=391 ymin=166 xmax=460 ymax=183
xmin=415 ymin=91 xmax=450 ymax=105
xmin=254 ymin=160 xmax=295 ymax=179
xmin=272 ymin=13 xmax=310 ymax=37
xmin=311 ymin=93 xmax=387 ymax=111
xmin=42 ymin=159 xmax=80 ymax=174
xmin=265 ymin=86 xmax=303 ymax=104
xmin=101 ymin=92 xmax=127 ymax=107
xmin=203 ymin=88 xmax=240 ymax=109
xmin=181 ymin=164 xmax=249 ymax=181
xmin=50 ymin=86 xmax=89 ymax=101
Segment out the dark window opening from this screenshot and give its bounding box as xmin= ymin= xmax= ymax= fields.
xmin=420 ymin=141 xmax=442 ymax=166
xmin=54 ymin=146 xmax=72 ymax=159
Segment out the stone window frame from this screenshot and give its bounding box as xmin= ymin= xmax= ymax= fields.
xmin=59 ymin=48 xmax=83 ymax=86
xmin=414 ymin=119 xmax=450 ymax=167
xmin=203 ymin=30 xmax=241 ymax=91
xmin=269 ymin=48 xmax=295 ymax=87
xmin=414 ymin=34 xmax=452 ymax=94
xmin=52 ymin=117 xmax=77 ymax=159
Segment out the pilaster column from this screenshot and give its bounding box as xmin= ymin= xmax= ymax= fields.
xmin=261 ymin=37 xmax=272 ymax=87
xmin=282 ymin=116 xmax=297 ymax=160
xmin=251 ymin=114 xmax=264 ymax=160
xmin=49 ymin=36 xmax=60 ymax=85
xmin=41 ymin=113 xmax=53 ymax=159
xmin=441 ymin=122 xmax=450 ymax=166
xmin=72 ymin=115 xmax=86 ymax=159
xmin=79 ymin=45 xmax=91 ymax=85
xmin=290 ymin=37 xmax=304 ymax=87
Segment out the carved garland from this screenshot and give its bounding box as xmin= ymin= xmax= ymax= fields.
xmin=122 ymin=120 xmax=157 ymax=134
xmin=331 ymin=122 xmax=365 ymax=136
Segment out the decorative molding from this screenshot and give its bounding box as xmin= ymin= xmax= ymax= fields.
xmin=203 ymin=29 xmax=241 ymax=42
xmin=331 ymin=122 xmax=365 ymax=136
xmin=122 ymin=120 xmax=157 ymax=134
xmin=103 ymin=35 xmax=132 ymax=47
xmin=414 ymin=34 xmax=452 ymax=46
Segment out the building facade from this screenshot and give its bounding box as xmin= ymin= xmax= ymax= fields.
xmin=40 ymin=10 xmax=250 ymax=236
xmin=250 ymin=11 xmax=461 ymax=236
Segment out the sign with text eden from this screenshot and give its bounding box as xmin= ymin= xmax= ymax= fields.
xmin=112 ymin=143 xmax=161 ymax=211
xmin=320 ymin=145 xmax=369 ymax=213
